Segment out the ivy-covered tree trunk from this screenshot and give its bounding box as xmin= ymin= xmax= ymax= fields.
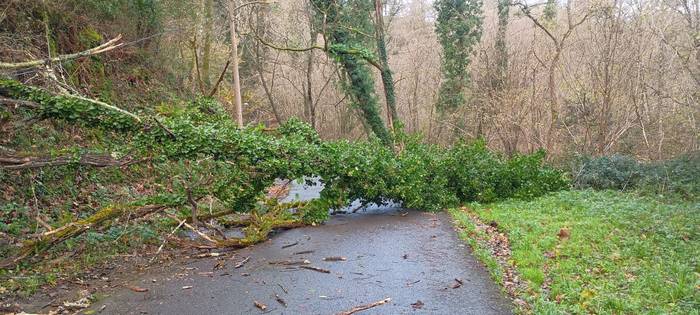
xmin=374 ymin=0 xmax=399 ymax=130
xmin=434 ymin=0 xmax=483 ymax=112
xmin=311 ymin=0 xmax=392 ymax=145
xmin=332 ymin=36 xmax=392 ymax=145
xmin=494 ymin=0 xmax=509 ymax=90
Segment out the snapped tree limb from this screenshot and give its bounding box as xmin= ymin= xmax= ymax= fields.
xmin=0 ymin=35 xmax=124 ymax=70
xmin=1 ymin=203 xmax=166 ymax=269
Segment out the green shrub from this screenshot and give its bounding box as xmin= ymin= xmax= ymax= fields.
xmin=574 ymin=153 xmax=699 ymax=199
xmin=641 ymin=152 xmax=700 ymax=199
xmin=574 ymin=155 xmax=641 ymax=190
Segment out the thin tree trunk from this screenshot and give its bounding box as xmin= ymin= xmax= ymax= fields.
xmin=228 ymin=0 xmax=244 ymax=128
xmin=304 ymin=7 xmax=318 ymax=129
xmin=202 ymin=0 xmax=214 ymax=87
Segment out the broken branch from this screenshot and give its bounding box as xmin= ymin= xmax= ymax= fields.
xmin=299 ymin=265 xmax=330 ymax=273
xmin=0 ymin=35 xmax=124 ymax=70
xmin=1 ymin=203 xmax=166 ymax=268
xmin=336 ymin=298 xmax=391 ymax=315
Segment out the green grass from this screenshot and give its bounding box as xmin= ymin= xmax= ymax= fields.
xmin=450 ymin=190 xmax=699 ymax=314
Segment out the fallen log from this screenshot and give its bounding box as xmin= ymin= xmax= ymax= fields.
xmin=1 ymin=203 xmax=165 ymax=268
xmin=0 ymin=152 xmax=141 ymax=170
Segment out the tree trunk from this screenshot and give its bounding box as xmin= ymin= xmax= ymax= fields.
xmin=228 ymin=0 xmax=244 ymax=128
xmin=304 ymin=7 xmax=318 ymax=129
xmin=374 ymin=0 xmax=399 ymax=130
xmin=202 ymin=0 xmax=214 ymax=87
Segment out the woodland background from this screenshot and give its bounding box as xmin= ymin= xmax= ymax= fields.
xmin=2 ymin=0 xmax=697 ymax=161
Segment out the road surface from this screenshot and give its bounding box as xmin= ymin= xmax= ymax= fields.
xmin=91 ymin=181 xmax=512 ymax=314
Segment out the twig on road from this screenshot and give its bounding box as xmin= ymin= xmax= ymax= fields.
xmin=336 ymin=298 xmax=391 ymax=315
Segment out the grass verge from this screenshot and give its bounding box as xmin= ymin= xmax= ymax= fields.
xmin=449 ymin=190 xmax=699 ymax=314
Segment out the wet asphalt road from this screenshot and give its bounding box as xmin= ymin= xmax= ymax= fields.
xmin=92 ymin=182 xmax=512 ymax=314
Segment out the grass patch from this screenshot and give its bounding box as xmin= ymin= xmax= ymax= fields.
xmin=451 ymin=190 xmax=699 ymax=314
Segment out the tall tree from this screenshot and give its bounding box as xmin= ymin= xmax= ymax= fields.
xmin=434 ymin=0 xmax=483 ymax=112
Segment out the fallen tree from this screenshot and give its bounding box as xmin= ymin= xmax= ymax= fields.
xmin=1 ymin=79 xmax=569 ymax=271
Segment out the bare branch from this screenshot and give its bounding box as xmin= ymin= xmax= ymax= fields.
xmin=0 ymin=35 xmax=124 ymax=70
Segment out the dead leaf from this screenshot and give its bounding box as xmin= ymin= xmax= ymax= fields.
xmin=558 ymin=228 xmax=570 ymax=240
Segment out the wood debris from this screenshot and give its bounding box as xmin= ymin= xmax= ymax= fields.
xmin=293 ymin=250 xmax=314 ymax=255
xmin=269 ymin=259 xmax=310 ymax=266
xmin=275 ymin=294 xmax=287 ymax=307
xmin=322 ymin=256 xmax=347 ymax=262
xmin=195 ymin=252 xmax=222 ymax=258
xmin=300 ymin=265 xmax=331 ymax=273
xmin=213 ymin=259 xmax=226 ymax=270
xmin=411 ymin=300 xmax=424 ymax=309
xmin=126 ymin=285 xmax=148 ymax=292
xmin=254 ymin=300 xmax=267 ymax=311
xmin=234 ymin=256 xmax=250 ymax=268
xmin=336 ymin=297 xmax=391 ymax=315
xmin=281 ymin=241 xmax=299 ymax=248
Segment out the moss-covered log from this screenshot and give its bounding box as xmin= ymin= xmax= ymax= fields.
xmin=1 ymin=204 xmax=165 ymax=269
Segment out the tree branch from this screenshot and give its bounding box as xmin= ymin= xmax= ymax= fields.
xmin=0 ymin=96 xmax=40 ymax=109
xmin=0 ymin=35 xmax=124 ymax=70
xmin=248 ymin=31 xmax=383 ymax=71
xmin=0 ymin=152 xmax=142 ymax=170
xmin=208 ymin=60 xmax=231 ymax=97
